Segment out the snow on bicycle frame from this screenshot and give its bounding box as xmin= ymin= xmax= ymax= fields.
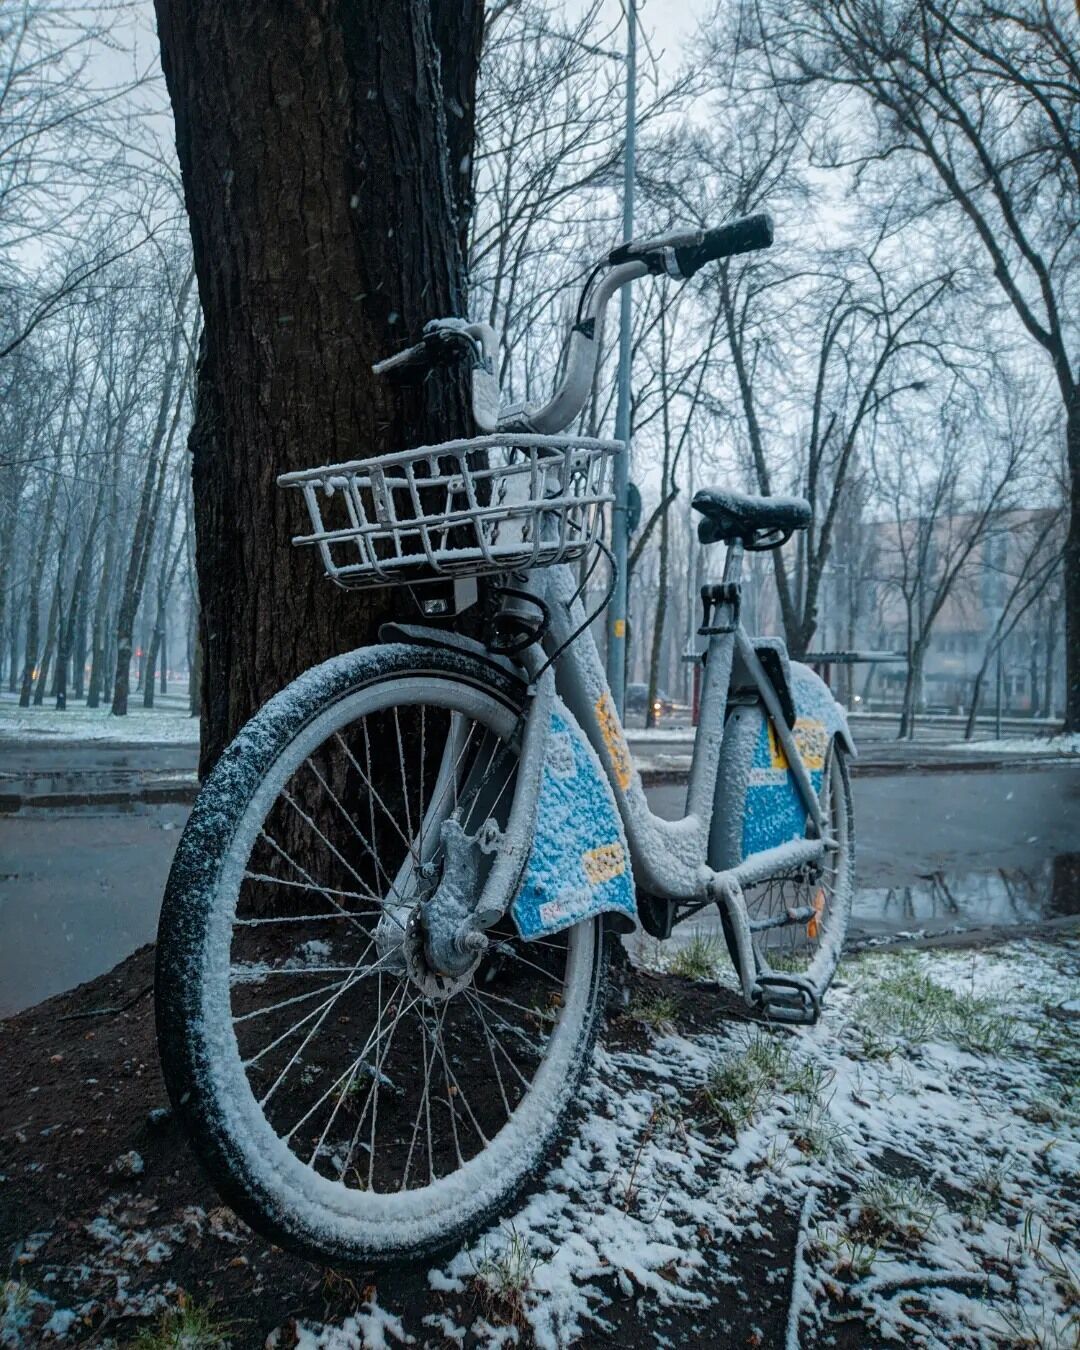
xmin=275 ymin=210 xmax=855 ymax=1019
xmin=278 ymin=428 xmax=638 ymax=947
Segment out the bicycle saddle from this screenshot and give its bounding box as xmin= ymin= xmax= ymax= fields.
xmin=692 ymin=487 xmax=811 ymax=547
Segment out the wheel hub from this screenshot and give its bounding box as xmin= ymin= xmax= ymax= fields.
xmin=403 ymin=909 xmax=478 ymax=1000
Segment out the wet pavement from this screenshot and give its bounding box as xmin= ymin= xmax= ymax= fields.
xmin=0 ymin=766 xmax=1077 ymax=1017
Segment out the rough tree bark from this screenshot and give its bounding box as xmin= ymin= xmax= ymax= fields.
xmin=154 ymin=0 xmax=485 ymax=775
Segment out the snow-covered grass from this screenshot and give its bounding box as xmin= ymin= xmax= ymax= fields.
xmin=946 ymin=733 xmax=1080 ymax=756
xmin=496 ymin=941 xmax=1075 ymax=1346
xmin=0 ymin=693 xmax=198 ymax=744
xmin=9 ymin=940 xmax=1076 ymax=1348
xmin=285 ymin=938 xmax=1080 ymax=1349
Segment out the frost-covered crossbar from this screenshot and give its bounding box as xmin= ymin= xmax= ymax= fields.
xmin=278 ymin=434 xmax=618 ymax=589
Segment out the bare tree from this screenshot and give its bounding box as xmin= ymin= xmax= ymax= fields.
xmin=0 ymin=2 xmax=156 ymax=362
xmin=871 ymin=384 xmax=1036 ymax=738
xmin=962 ymin=506 xmax=1063 ymax=737
xmin=749 ymin=0 xmax=1080 ymax=724
xmin=110 ymin=265 xmax=194 ymax=716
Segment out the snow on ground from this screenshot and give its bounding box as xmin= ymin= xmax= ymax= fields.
xmin=945 ymin=733 xmax=1080 ymax=756
xmin=299 ymin=939 xmax=1080 ymax=1349
xmin=0 ymin=695 xmax=198 ymax=745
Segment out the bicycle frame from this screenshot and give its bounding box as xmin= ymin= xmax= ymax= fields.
xmin=537 ymin=547 xmax=824 ymax=893
xmin=402 ymin=540 xmax=842 ymax=1015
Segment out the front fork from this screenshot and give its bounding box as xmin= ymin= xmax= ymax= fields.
xmin=376 ymin=585 xmax=556 ymax=984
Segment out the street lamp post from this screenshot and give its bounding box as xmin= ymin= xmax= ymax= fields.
xmin=605 ymin=0 xmax=636 ymax=717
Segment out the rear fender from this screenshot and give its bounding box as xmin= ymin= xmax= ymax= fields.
xmin=710 ymin=661 xmax=854 ymax=869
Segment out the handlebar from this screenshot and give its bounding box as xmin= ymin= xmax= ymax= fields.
xmin=373 ymin=212 xmax=775 ymax=437
xmin=671 ymin=213 xmax=774 ymax=278
xmin=608 ymin=212 xmax=774 ymax=278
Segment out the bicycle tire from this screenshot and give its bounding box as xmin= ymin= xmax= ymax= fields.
xmin=155 ymin=643 xmax=608 ymax=1265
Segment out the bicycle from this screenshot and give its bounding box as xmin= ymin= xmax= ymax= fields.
xmin=155 ymin=212 xmax=856 ymax=1267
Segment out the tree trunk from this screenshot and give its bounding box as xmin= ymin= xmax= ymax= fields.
xmin=111 ymin=297 xmax=192 ymax=718
xmin=1043 ymin=604 xmax=1056 ymax=720
xmin=56 ymin=481 xmax=107 ymax=710
xmin=898 ymin=644 xmax=925 ymax=742
xmin=964 ymin=658 xmax=990 ymax=741
xmin=145 ymin=517 xmax=187 ymax=709
xmin=19 ymin=468 xmax=62 ymax=707
xmin=1062 ymin=400 xmax=1080 ymax=731
xmin=73 ymin=582 xmax=87 ymax=700
xmin=7 ymin=602 xmax=18 ymax=692
xmin=143 ymin=627 xmax=161 ymax=707
xmin=33 ymin=562 xmax=62 ymax=705
xmin=155 ymin=0 xmax=484 ymax=775
xmin=645 ymin=531 xmax=670 ymax=730
xmin=87 ymin=452 xmax=121 ymax=710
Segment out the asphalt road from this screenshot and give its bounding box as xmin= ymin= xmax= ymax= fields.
xmin=1 ymin=767 xmax=1077 ymax=1017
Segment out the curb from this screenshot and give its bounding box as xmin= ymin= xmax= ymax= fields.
xmin=637 ymin=755 xmax=1077 ymax=786
xmin=2 ymin=753 xmax=1074 ymax=811
xmin=847 ymin=913 xmax=1080 ymax=955
xmin=0 ymin=781 xmax=199 ymax=812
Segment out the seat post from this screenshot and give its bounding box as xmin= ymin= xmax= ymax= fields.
xmin=722 ymin=540 xmax=744 ymax=586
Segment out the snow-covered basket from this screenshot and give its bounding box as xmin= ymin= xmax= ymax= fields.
xmin=278 ymin=433 xmax=618 ymax=588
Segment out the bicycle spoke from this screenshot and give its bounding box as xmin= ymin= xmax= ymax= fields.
xmin=464 ymin=991 xmax=537 ymax=1088
xmin=257 ymin=830 xmax=375 ymax=942
xmin=334 ymin=730 xmax=422 ymax=869
xmin=393 ymin=705 xmax=414 ymax=846
xmin=233 ymin=977 xmax=351 ymax=1025
xmin=468 ymin=991 xmax=514 ymax=1120
xmin=205 ymin=674 xmax=597 ymax=1216
xmin=302 ymin=758 xmax=410 ymax=914
xmin=258 ymin=941 xmax=375 ymax=1107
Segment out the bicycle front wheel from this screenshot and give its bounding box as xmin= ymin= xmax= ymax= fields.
xmin=156 ymin=644 xmax=607 ymax=1265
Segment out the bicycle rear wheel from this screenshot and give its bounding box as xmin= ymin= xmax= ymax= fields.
xmin=156 ymin=644 xmax=607 ymax=1265
xmin=741 ymin=742 xmax=854 ymax=992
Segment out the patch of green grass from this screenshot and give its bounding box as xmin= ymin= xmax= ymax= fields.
xmin=133 ymin=1299 xmax=233 ymax=1349
xmin=471 ymin=1227 xmax=540 ymax=1330
xmin=855 ymin=1174 xmax=942 ymax=1241
xmin=766 ymin=953 xmax=809 ymax=974
xmin=700 ymin=1033 xmax=791 ymax=1129
xmin=789 ymin=1096 xmax=847 ymax=1160
xmin=696 ymin=1030 xmax=834 ymax=1137
xmin=853 ymin=959 xmax=1017 ymax=1056
xmin=628 ymin=993 xmax=679 ymax=1033
xmin=816 ymin=1222 xmax=884 ymax=1280
xmin=961 ymin=1160 xmax=1009 ymax=1225
xmin=666 ymin=934 xmax=726 ymax=981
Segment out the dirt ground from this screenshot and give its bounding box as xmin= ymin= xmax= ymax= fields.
xmin=0 ymin=949 xmax=783 ymax=1348
xmin=2 ymin=936 xmax=1077 ymax=1348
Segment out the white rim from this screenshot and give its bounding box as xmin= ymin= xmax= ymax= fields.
xmin=194 ymin=674 xmax=597 ymax=1253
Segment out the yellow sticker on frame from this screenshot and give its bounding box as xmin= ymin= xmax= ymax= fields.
xmin=595 ymin=691 xmax=633 ymax=790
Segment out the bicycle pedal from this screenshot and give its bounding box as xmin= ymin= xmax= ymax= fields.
xmin=754 ymin=974 xmax=821 ymax=1026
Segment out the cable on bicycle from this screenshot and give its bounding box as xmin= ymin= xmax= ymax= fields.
xmin=486 ymin=585 xmax=553 ymax=655
xmin=531 ymin=536 xmax=618 ymax=683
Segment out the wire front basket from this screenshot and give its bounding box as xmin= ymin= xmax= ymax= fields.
xmin=278 ymin=434 xmax=618 ymax=589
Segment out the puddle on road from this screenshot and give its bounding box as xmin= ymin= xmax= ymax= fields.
xmin=851 ymin=854 xmax=1079 ymax=938
xmin=626 ymin=854 xmax=1080 ymax=971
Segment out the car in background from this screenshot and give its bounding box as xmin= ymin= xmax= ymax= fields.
xmin=626 ymin=683 xmax=676 ymax=719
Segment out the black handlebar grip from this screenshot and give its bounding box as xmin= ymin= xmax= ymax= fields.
xmin=672 ymin=212 xmax=774 ymax=278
